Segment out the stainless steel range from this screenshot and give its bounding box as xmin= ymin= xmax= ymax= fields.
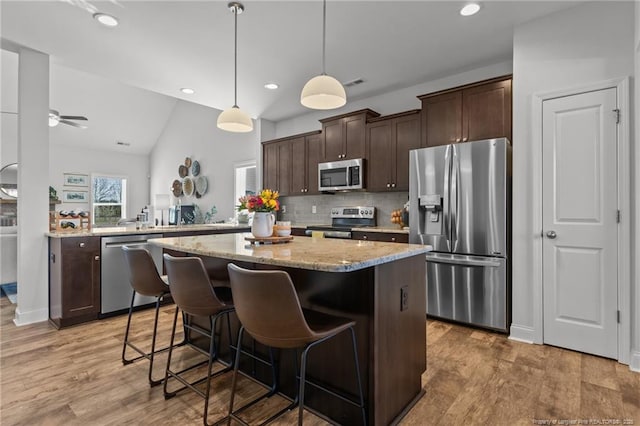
xmin=305 ymin=206 xmax=376 ymax=239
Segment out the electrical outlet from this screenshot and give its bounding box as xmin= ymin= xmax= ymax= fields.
xmin=400 ymin=286 xmax=409 ymax=311
xmin=312 ymin=205 xmax=317 ymax=214
xmin=281 ymin=205 xmax=286 ymax=214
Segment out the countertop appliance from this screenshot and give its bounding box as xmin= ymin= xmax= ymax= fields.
xmin=318 ymin=158 xmax=364 ymax=192
xmin=305 ymin=206 xmax=375 ymax=239
xmin=409 ymin=138 xmax=510 ymax=332
xmin=100 ymin=234 xmax=164 ymax=316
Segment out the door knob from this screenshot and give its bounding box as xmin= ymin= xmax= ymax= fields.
xmin=546 ymin=231 xmax=557 ymax=239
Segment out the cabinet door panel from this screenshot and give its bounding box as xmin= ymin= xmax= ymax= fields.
xmin=462 ymin=79 xmax=512 ymax=142
xmin=306 ymin=134 xmax=322 ymax=195
xmin=344 ymin=115 xmax=366 ymax=160
xmin=422 ymin=91 xmax=462 ymax=147
xmin=290 ymin=137 xmax=307 ymax=194
xmin=277 ymin=142 xmax=291 ymax=196
xmin=61 ymin=238 xmax=100 ymax=318
xmin=263 ymin=143 xmax=278 ymax=191
xmin=323 ymin=120 xmax=343 ymax=161
xmin=367 ymin=121 xmax=393 ymax=192
xmin=393 ymin=114 xmax=421 ymax=191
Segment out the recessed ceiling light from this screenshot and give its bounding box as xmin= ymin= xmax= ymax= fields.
xmin=93 ymin=12 xmax=119 ymax=27
xmin=460 ymin=3 xmax=481 ymax=16
xmin=264 ymin=83 xmax=279 ymax=90
xmin=180 ymin=88 xmax=195 ymax=95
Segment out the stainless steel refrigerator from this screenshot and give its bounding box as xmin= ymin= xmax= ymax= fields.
xmin=409 ymin=138 xmax=510 ymax=331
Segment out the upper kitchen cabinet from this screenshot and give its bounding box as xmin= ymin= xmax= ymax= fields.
xmin=418 ymin=76 xmax=512 ymax=147
xmin=262 ymin=138 xmax=291 ymax=196
xmin=262 ymin=130 xmax=322 ymax=196
xmin=290 ymin=131 xmax=322 ymax=195
xmin=320 ymin=109 xmax=380 ymax=161
xmin=366 ymin=110 xmax=421 ymax=192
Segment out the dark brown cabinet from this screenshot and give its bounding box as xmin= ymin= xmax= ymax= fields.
xmin=351 ymin=231 xmax=408 ymax=243
xmin=262 ymin=139 xmax=291 ymax=196
xmin=49 ymin=236 xmax=101 ymax=328
xmin=290 ymin=131 xmax=322 ymax=195
xmin=419 ymin=76 xmax=512 ymax=147
xmin=320 ymin=109 xmax=380 ymax=161
xmin=366 ymin=110 xmax=421 ymax=192
xmin=263 ymin=131 xmax=321 ymax=196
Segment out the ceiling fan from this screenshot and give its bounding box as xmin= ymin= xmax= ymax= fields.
xmin=49 ymin=109 xmax=88 ymax=129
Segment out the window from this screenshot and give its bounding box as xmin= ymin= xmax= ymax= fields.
xmin=92 ymin=175 xmax=127 ymax=227
xmin=234 ymin=160 xmax=257 ymax=202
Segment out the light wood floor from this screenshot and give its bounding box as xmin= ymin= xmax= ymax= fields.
xmin=1 ymin=296 xmax=638 ymax=425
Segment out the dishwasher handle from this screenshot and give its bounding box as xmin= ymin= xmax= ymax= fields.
xmin=103 ymin=240 xmax=155 ymax=248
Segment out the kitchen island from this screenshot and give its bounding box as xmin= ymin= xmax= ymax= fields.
xmin=150 ymin=233 xmax=431 ymax=426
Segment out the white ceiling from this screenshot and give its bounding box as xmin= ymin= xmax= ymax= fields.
xmin=1 ymin=0 xmax=580 ymax=153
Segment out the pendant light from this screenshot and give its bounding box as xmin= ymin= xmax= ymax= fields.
xmin=217 ymin=2 xmax=253 ymax=133
xmin=300 ymin=0 xmax=346 ymax=110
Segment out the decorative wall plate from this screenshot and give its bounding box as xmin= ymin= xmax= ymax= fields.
xmin=195 ymin=176 xmax=208 ymax=196
xmin=178 ymin=165 xmax=188 ymax=178
xmin=191 ymin=160 xmax=201 ymax=176
xmin=184 ymin=157 xmax=192 ymax=167
xmin=171 ymin=179 xmax=182 ymax=197
xmin=183 ymin=177 xmax=195 ymax=196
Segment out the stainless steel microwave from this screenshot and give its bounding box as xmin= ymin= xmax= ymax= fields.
xmin=318 ymin=158 xmax=364 ymax=192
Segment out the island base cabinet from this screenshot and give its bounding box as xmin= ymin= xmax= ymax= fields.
xmin=49 ymin=236 xmax=101 ymax=328
xmin=187 ymin=254 xmax=426 ymax=425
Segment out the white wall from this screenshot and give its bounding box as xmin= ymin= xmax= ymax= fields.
xmin=511 ymin=1 xmax=636 ymax=361
xmin=49 ymin=146 xmax=150 ymax=218
xmin=275 ymin=61 xmax=513 ymax=137
xmin=1 ymin=50 xmax=18 ymax=192
xmin=150 ymin=100 xmax=260 ymax=222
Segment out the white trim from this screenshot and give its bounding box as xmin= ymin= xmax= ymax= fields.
xmin=630 ymin=351 xmax=640 ymax=372
xmin=13 ymin=306 xmax=48 ymax=326
xmin=508 ymin=324 xmax=536 ymax=344
xmin=531 ymin=77 xmax=631 ymax=365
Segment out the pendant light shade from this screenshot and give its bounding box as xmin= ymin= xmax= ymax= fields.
xmin=300 ymin=0 xmax=346 ymax=110
xmin=218 ymin=2 xmax=253 ymax=133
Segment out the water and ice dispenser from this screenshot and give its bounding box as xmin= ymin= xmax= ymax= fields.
xmin=419 ymin=194 xmax=443 ymax=235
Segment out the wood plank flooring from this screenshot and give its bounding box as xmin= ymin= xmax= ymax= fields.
xmin=1 ymin=296 xmax=638 ymax=425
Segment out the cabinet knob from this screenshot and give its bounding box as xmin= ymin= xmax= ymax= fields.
xmin=455 ymin=138 xmax=461 ymax=143
xmin=386 ymin=183 xmax=391 ymax=188
xmin=391 ymin=183 xmax=396 ymax=188
xmin=94 ymin=255 xmax=100 ymax=261
xmin=391 ymin=237 xmax=396 ymax=242
xmin=301 ymin=189 xmax=304 ymax=193
xmin=462 ymin=137 xmax=468 ymax=142
xmin=79 ymin=242 xmax=85 ymax=248
xmin=363 ymin=235 xmax=368 ymax=240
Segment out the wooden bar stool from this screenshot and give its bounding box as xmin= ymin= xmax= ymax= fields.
xmin=226 ymin=263 xmax=366 ymax=426
xmin=163 ymin=254 xmax=235 ymax=426
xmin=121 ymin=245 xmax=176 ymax=387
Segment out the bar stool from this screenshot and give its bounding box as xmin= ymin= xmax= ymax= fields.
xmin=121 ymin=245 xmax=175 ymax=387
xmin=226 ymin=263 xmax=366 ymax=426
xmin=162 ymin=254 xmax=235 ymax=426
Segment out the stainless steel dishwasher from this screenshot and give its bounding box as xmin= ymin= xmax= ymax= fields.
xmin=100 ymin=234 xmax=164 ymax=316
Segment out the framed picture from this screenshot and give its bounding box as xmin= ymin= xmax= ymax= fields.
xmin=63 ymin=173 xmax=89 ymax=187
xmin=63 ymin=190 xmax=89 ymax=203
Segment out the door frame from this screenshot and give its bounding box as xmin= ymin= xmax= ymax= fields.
xmin=531 ymin=77 xmax=630 ymax=364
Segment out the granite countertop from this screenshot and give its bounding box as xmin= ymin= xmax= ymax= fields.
xmin=149 ymin=233 xmax=431 ymax=273
xmin=47 ymin=223 xmax=250 ymax=238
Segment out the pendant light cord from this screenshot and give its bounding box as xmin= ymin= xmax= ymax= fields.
xmin=233 ymin=5 xmax=238 ymax=108
xmin=322 ymin=0 xmax=326 ymax=75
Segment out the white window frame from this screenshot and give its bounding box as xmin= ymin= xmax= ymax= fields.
xmin=91 ymin=173 xmax=128 ymax=227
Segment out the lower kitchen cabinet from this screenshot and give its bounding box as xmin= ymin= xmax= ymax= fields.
xmin=49 ymin=236 xmax=101 ymax=328
xmin=351 ymin=231 xmax=408 ymax=243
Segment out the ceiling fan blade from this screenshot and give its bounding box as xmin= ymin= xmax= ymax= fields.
xmin=59 ymin=115 xmax=88 ymax=121
xmin=59 ymin=119 xmax=88 ymax=129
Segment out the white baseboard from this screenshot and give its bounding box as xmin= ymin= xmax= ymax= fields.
xmin=13 ymin=306 xmax=48 ymax=326
xmin=509 ymin=324 xmax=536 ymax=344
xmin=630 ymin=350 xmax=640 ymax=372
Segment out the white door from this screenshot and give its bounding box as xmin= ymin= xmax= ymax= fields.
xmin=542 ymin=88 xmax=618 ymax=359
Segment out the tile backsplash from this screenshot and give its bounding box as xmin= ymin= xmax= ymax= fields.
xmin=278 ymin=192 xmax=409 ymax=227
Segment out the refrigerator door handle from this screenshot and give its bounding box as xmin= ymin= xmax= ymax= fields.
xmin=425 ymin=253 xmax=502 ymax=267
xmin=450 ymin=144 xmax=460 ymax=251
xmin=443 ymin=145 xmax=451 ymax=250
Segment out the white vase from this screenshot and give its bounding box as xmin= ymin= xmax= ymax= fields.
xmin=251 ymin=212 xmax=275 ymax=238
